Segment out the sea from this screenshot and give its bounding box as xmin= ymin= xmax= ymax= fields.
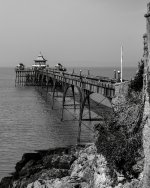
xmin=0 ymin=66 xmax=136 ymax=180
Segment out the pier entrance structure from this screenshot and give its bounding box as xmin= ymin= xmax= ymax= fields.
xmin=15 ymin=68 xmax=118 ymax=142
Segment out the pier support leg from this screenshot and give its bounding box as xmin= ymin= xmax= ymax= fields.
xmin=46 ymin=80 xmax=49 ymax=101
xmin=87 ymin=95 xmax=91 ymax=120
xmin=61 ymin=85 xmax=67 ymax=121
xmin=61 ymin=95 xmax=65 ymax=121
xmin=52 ymin=81 xmax=56 ymax=109
xmin=77 ymin=100 xmax=84 ymax=143
xmin=71 ymin=85 xmax=76 ymax=110
xmin=15 ymin=72 xmax=17 ymax=87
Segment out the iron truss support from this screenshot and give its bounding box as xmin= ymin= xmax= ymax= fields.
xmin=15 ymin=69 xmax=114 ymax=144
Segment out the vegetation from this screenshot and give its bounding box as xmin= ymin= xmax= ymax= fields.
xmin=147 ymin=80 xmax=150 ymax=103
xmin=128 ymin=60 xmax=144 ymax=93
xmin=95 ymin=63 xmax=145 ymax=182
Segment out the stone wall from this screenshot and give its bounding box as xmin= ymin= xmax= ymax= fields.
xmin=114 ymin=81 xmax=129 ymax=96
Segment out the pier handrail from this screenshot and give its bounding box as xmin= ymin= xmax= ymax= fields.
xmin=45 ymin=68 xmax=116 ymax=83
xmin=15 ymin=67 xmax=116 ymax=98
xmin=36 ymin=68 xmax=115 ymax=90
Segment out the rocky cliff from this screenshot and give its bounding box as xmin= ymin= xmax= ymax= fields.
xmin=0 ymin=143 xmax=143 ymax=188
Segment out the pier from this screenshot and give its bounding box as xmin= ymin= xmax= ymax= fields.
xmin=15 ymin=67 xmax=123 ymax=143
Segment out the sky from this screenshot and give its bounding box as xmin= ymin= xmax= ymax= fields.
xmin=0 ymin=0 xmax=149 ymax=67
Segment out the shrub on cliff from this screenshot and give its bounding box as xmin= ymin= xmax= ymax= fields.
xmin=128 ymin=61 xmax=144 ymax=93
xmin=95 ymin=90 xmax=144 ymax=180
xmin=147 ymin=81 xmax=150 ymax=103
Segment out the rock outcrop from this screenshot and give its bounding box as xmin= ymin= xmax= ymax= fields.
xmin=0 ymin=143 xmax=144 ymax=188
xmin=0 ymin=145 xmax=112 ymax=188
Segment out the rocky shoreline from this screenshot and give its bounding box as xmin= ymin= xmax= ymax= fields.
xmin=0 ymin=143 xmax=143 ymax=188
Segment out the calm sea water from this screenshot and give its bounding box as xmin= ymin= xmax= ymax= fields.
xmin=0 ymin=67 xmax=136 ymax=180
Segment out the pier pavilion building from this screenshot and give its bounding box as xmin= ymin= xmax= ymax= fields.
xmin=32 ymin=52 xmax=47 ymax=69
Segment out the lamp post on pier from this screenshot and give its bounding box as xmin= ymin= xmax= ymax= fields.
xmin=121 ymin=45 xmax=123 ymax=82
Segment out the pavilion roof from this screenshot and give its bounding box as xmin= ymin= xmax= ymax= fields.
xmin=34 ymin=52 xmax=47 ymax=62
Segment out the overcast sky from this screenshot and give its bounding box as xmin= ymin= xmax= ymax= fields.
xmin=0 ymin=0 xmax=148 ymax=67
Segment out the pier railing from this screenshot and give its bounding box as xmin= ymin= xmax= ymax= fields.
xmin=15 ymin=68 xmax=116 ymax=98
xmin=39 ymin=68 xmax=115 ymax=98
